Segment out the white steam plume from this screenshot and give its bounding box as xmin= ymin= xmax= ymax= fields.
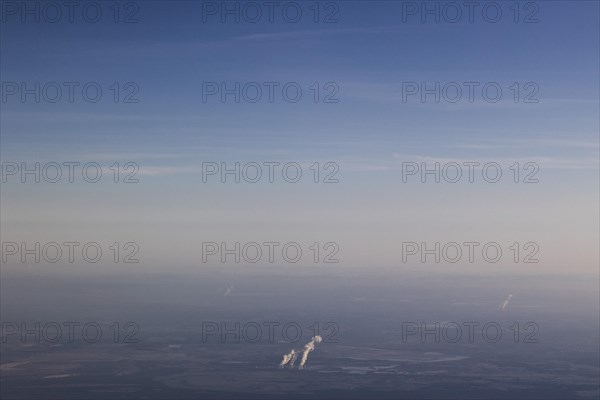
xmin=289 ymin=351 xmax=298 ymax=368
xmin=279 ymin=349 xmax=296 ymax=368
xmin=500 ymin=294 xmax=513 ymax=310
xmin=298 ymin=335 xmax=323 ymax=369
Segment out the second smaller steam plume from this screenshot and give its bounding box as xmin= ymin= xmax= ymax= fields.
xmin=279 ymin=349 xmax=296 ymax=368
xmin=500 ymin=294 xmax=513 ymax=310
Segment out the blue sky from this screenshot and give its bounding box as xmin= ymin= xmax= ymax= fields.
xmin=1 ymin=1 xmax=598 ymax=274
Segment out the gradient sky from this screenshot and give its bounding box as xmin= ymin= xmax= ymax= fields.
xmin=1 ymin=1 xmax=598 ymax=274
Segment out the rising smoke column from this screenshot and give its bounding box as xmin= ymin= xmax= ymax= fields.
xmin=299 ymin=335 xmax=323 ymax=369
xmin=278 ymin=335 xmax=323 ymax=370
xmin=500 ymin=294 xmax=513 ymax=310
xmin=224 ymin=285 xmax=234 ymax=296
xmin=279 ymin=349 xmax=296 ymax=368
xmin=289 ymin=351 xmax=298 ymax=368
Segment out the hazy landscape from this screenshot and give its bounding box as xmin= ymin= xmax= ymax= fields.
xmin=2 ymin=269 xmax=598 ymax=399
